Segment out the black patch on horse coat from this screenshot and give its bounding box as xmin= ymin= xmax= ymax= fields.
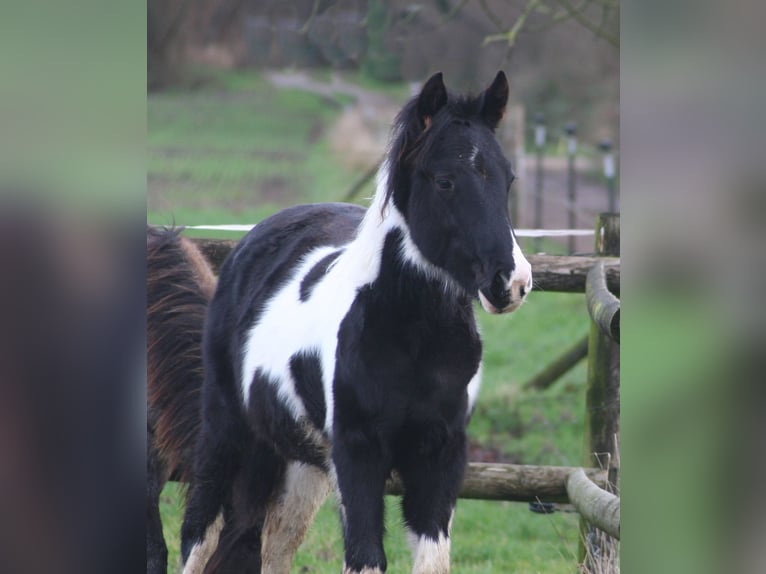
xmin=299 ymin=250 xmax=342 ymax=302
xmin=290 ymin=351 xmax=327 ymax=430
xmin=248 ymin=368 xmax=327 ymax=469
xmin=332 ymin=227 xmax=482 ymax=467
xmin=334 ymin=229 xmax=481 ymax=427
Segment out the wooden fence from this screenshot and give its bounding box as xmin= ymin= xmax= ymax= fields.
xmin=185 ymin=212 xmax=621 ymax=555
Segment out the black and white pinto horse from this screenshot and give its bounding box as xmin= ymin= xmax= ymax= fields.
xmin=181 ymin=71 xmax=532 ymax=574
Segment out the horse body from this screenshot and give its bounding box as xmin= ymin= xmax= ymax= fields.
xmin=181 ymin=71 xmax=532 ymax=574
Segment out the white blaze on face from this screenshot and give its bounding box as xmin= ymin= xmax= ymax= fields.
xmin=468 ymin=145 xmax=479 ymax=167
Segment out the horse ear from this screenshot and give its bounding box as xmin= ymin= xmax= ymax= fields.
xmin=416 ymin=72 xmax=448 ymax=130
xmin=481 ymin=70 xmax=509 ymax=130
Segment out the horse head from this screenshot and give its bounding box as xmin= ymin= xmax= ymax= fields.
xmin=386 ymin=71 xmax=532 ymax=313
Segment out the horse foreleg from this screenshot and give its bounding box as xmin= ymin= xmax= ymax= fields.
xmin=333 ymin=432 xmax=390 ymax=574
xmin=399 ymin=429 xmax=466 ymax=574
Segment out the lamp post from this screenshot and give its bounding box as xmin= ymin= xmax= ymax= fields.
xmin=565 ymin=122 xmax=577 ymax=254
xmin=599 ymin=139 xmax=616 ymax=212
xmin=534 ymin=113 xmax=546 ymax=252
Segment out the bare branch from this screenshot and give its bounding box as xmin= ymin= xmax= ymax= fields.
xmin=553 ymin=0 xmax=619 ymax=46
xmin=444 ymin=0 xmax=470 ymax=21
xmin=477 ymin=0 xmax=618 ymax=47
xmin=483 ymin=0 xmax=543 ymax=47
xmin=597 ymin=1 xmax=614 ymax=31
xmin=476 ymin=0 xmax=505 ymax=31
xmin=299 ymin=0 xmax=322 ymax=34
xmin=522 ymin=1 xmax=584 ymax=33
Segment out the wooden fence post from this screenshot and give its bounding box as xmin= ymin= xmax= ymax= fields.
xmin=579 ymin=213 xmax=620 ymax=567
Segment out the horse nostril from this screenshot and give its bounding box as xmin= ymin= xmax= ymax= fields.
xmin=490 ymin=271 xmax=509 ymax=300
xmin=519 ymin=286 xmax=526 ymax=298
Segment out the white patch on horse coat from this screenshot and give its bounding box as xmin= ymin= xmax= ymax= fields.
xmin=466 ymin=362 xmax=482 ymax=412
xmin=407 ymin=509 xmax=454 ymax=573
xmin=410 ymin=532 xmax=451 ymax=574
xmin=241 ymin=245 xmax=340 ymax=416
xmin=240 ymin=163 xmax=446 ymax=433
xmin=406 ymin=528 xmax=420 ymax=553
xmin=182 ymin=511 xmax=223 ymax=574
xmin=262 ymin=462 xmax=331 ymax=574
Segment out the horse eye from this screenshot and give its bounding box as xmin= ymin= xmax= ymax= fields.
xmin=435 ymin=178 xmax=454 ymax=191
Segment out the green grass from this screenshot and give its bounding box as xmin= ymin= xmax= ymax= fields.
xmin=162 ymin=485 xmax=581 ymax=573
xmin=471 ymin=295 xmax=589 ymax=466
xmin=148 ymin=69 xmax=369 ymax=229
xmin=151 ymin=69 xmax=592 ymax=573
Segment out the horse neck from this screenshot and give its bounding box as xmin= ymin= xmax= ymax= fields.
xmin=339 ymin=163 xmax=419 ymax=281
xmin=340 ymin=163 xmax=468 ymax=313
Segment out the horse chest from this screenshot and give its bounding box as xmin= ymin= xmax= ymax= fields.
xmin=333 ymin=293 xmax=482 ymax=428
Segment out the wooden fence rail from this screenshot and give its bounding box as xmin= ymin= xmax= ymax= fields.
xmin=188 ymin=237 xmax=620 ymax=294
xmin=387 ymin=463 xmax=607 ymax=504
xmin=566 ymin=468 xmax=620 ymax=539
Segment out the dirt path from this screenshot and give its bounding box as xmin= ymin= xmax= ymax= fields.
xmin=266 ymin=70 xmax=397 ymax=109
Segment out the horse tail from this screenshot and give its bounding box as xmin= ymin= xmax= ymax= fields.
xmin=147 ymin=226 xmax=216 ymax=485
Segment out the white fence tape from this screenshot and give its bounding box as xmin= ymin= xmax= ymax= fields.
xmin=183 ymin=224 xmax=595 ymax=238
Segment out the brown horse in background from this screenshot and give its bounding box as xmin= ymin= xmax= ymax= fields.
xmin=146 ymin=226 xmax=216 ymax=574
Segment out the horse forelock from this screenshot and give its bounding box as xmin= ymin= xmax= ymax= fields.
xmin=372 ymin=93 xmax=494 ymax=299
xmin=383 ymin=91 xmax=487 ymax=212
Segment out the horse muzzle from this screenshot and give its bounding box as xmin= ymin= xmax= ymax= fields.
xmin=478 ymin=260 xmax=533 ymax=315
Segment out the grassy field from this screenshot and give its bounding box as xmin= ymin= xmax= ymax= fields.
xmin=150 ymin=69 xmax=592 ymax=573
